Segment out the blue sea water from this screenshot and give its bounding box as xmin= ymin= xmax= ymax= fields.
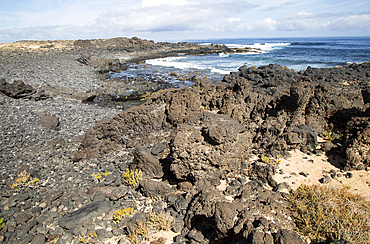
xmin=112 ymin=37 xmax=370 ymax=88
xmin=147 ymin=36 xmax=370 ymax=72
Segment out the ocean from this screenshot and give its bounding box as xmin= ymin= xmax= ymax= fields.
xmin=111 ymin=36 xmax=370 ymax=88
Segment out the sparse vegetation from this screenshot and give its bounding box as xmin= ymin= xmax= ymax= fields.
xmin=127 ymin=226 xmax=140 ymax=244
xmin=125 ymin=212 xmax=173 ymax=244
xmin=10 ymin=171 xmax=40 ymax=191
xmin=287 ymin=184 xmax=370 ymax=243
xmin=79 ymin=231 xmax=98 ymax=243
xmin=147 ymin=212 xmax=173 ymax=232
xmin=135 ymin=220 xmax=149 ymax=237
xmin=122 ymin=168 xmax=142 ymax=188
xmin=150 ymin=237 xmax=166 ymax=244
xmin=113 ymin=207 xmax=137 ymax=223
xmin=91 ymin=171 xmax=110 ymax=182
xmin=260 ymin=154 xmax=270 ymax=163
xmin=0 ymin=218 xmax=5 ymax=231
xmin=323 ymin=131 xmax=335 ymax=141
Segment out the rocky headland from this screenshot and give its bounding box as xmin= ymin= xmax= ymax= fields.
xmin=0 ymin=37 xmax=369 ymax=244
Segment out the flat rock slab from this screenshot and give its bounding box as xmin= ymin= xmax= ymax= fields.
xmin=58 ymin=201 xmax=110 ymax=229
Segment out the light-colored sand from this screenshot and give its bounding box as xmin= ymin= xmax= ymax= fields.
xmin=274 ymin=149 xmax=370 ymax=200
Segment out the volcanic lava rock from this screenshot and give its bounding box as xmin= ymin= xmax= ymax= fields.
xmin=88 ymin=57 xmax=121 ymax=74
xmin=74 ymin=62 xmax=370 ymax=175
xmin=58 ymin=201 xmax=110 ymax=229
xmin=170 ymin=111 xmax=251 ymax=185
xmin=0 ymin=78 xmax=49 ymax=100
xmin=342 ymin=117 xmax=370 ymax=170
xmin=181 ymin=181 xmax=303 ymax=243
xmin=139 ymin=180 xmax=175 ymax=198
xmin=130 ymin=146 xmax=164 ymax=179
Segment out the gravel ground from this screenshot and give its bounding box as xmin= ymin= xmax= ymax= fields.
xmin=0 ymin=47 xmax=104 ymax=93
xmin=0 ymin=46 xmax=146 ymax=243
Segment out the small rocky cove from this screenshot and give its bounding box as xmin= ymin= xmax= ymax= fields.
xmin=0 ymin=37 xmax=369 ymax=244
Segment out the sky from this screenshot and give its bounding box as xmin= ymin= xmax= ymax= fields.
xmin=0 ymin=0 xmax=369 ymax=43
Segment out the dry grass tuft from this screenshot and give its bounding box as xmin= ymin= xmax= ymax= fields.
xmin=288 ymin=184 xmax=370 ymax=243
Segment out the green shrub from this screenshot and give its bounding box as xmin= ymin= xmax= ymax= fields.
xmin=122 ymin=168 xmax=142 ymax=188
xmin=287 ymin=184 xmax=370 ymax=243
xmin=10 ymin=171 xmax=40 ymax=191
xmin=323 ymin=131 xmax=335 ymax=141
xmin=260 ymin=154 xmax=270 ymax=163
xmin=113 ymin=207 xmax=137 ymax=223
xmin=0 ymin=218 xmax=5 ymax=231
xmin=91 ymin=171 xmax=110 ymax=182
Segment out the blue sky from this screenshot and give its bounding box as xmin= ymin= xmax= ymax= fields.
xmin=0 ymin=0 xmax=369 ymax=43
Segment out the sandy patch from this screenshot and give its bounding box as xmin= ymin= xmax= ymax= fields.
xmin=274 ymin=149 xmax=370 ymax=200
xmin=0 ymin=40 xmax=75 ymax=50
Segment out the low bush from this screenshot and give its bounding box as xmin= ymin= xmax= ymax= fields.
xmin=288 ymin=184 xmax=370 ymax=243
xmin=122 ymin=168 xmax=142 ymax=188
xmin=10 ymin=171 xmax=40 ymax=191
xmin=113 ymin=207 xmax=137 ymax=223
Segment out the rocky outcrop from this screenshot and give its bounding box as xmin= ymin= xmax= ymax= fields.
xmin=74 ymin=62 xmax=370 ymax=175
xmin=76 ymin=56 xmax=122 ymax=74
xmin=342 ymin=117 xmax=370 ymax=170
xmin=179 ymin=180 xmax=307 ymax=243
xmin=0 ymin=78 xmax=49 ymax=101
xmin=170 ymin=111 xmax=252 ymax=185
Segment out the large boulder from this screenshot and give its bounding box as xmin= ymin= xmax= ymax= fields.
xmin=130 ymin=146 xmax=164 ymax=179
xmin=170 ymin=111 xmax=251 ymax=185
xmin=0 ymin=78 xmax=49 ymax=100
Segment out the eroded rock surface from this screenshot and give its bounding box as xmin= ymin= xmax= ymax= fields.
xmin=180 ymin=180 xmax=307 ymax=243
xmin=74 ymin=62 xmax=370 ymax=172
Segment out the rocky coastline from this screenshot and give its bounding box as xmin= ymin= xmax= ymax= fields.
xmin=0 ymin=37 xmax=369 ymax=244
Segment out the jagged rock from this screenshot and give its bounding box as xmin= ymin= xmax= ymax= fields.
xmin=0 ymin=79 xmax=34 ymax=98
xmin=0 ymin=79 xmax=49 ymax=100
xmin=214 ymin=202 xmax=237 ymax=235
xmin=343 ymin=117 xmax=370 ymax=170
xmin=274 ymin=229 xmax=308 ymax=244
xmin=74 ymin=62 xmax=370 ymax=178
xmin=247 ymin=162 xmax=277 ymax=187
xmin=170 ymin=111 xmax=251 ymax=184
xmin=248 ymin=230 xmax=274 ymax=244
xmin=184 ymin=181 xmax=298 ymax=243
xmin=93 ymin=94 xmax=116 ymax=108
xmin=285 ymin=124 xmax=318 ymax=151
xmin=362 ymin=87 xmax=370 ymax=104
xmin=130 ymin=146 xmax=164 ymax=179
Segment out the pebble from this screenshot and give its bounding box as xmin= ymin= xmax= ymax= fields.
xmin=320 ymin=176 xmax=332 ymax=184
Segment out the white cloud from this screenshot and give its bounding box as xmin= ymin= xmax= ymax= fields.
xmin=257 ymin=18 xmax=279 ymax=31
xmin=325 ymin=14 xmax=370 ymax=30
xmin=142 ymin=0 xmax=187 ymax=7
xmin=0 ymin=0 xmax=369 ymax=42
xmin=228 ymin=17 xmax=242 ymax=23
